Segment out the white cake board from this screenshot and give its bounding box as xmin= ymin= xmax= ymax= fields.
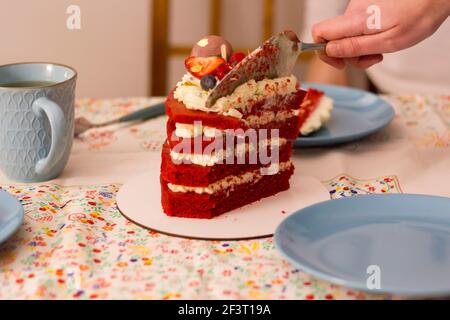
xmin=117 ymin=167 xmax=330 ymax=240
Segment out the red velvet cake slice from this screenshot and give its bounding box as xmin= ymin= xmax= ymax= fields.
xmin=299 ymin=88 xmax=334 ymax=136
xmin=160 ymin=32 xmax=318 ymax=219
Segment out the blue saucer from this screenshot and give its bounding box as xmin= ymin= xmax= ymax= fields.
xmin=0 ymin=190 xmax=23 ymax=244
xmin=295 ymin=83 xmax=395 ymax=147
xmin=275 ymin=194 xmax=450 ymax=297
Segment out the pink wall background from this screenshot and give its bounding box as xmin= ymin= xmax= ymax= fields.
xmin=0 ymin=0 xmax=363 ymax=98
xmin=1 ymin=0 xmax=150 ymax=98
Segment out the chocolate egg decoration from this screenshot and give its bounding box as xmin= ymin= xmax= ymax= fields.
xmin=191 ymin=35 xmax=233 ymax=60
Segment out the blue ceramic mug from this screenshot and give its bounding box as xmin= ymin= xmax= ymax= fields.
xmin=0 ymin=62 xmax=77 ymax=182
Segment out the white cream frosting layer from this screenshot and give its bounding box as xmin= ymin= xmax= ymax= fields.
xmin=175 ymin=123 xmax=222 ymax=139
xmin=300 ymin=95 xmax=333 ymax=136
xmin=170 ymin=138 xmax=287 ymax=167
xmin=174 ymin=109 xmax=299 ymax=139
xmin=173 ymin=73 xmax=298 ymax=118
xmin=167 ymin=161 xmax=292 ymax=195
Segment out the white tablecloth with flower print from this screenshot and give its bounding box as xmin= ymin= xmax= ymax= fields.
xmin=0 ymin=94 xmax=449 ymax=299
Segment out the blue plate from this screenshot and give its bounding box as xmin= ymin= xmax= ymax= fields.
xmin=294 ymin=83 xmax=395 ymax=147
xmin=275 ymin=194 xmax=450 ymax=297
xmin=0 ymin=190 xmax=23 ymax=244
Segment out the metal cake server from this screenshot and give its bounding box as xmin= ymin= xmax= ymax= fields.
xmin=205 ymin=30 xmax=326 ymax=108
xmin=74 ymin=101 xmax=166 ymax=136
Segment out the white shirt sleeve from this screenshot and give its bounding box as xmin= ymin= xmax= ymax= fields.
xmin=367 ymin=17 xmax=450 ymax=94
xmin=301 ymin=0 xmax=349 ymax=42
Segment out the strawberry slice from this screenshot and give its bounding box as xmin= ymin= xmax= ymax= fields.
xmin=185 ymin=56 xmax=225 ymax=79
xmin=214 ymin=62 xmax=232 ymax=80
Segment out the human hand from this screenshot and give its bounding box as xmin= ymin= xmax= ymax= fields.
xmin=305 ymin=55 xmax=349 ymax=86
xmin=312 ymin=0 xmax=450 ymax=69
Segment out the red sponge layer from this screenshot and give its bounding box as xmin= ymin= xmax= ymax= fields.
xmin=166 ymin=115 xmax=301 ymax=152
xmin=165 ymin=89 xmax=307 ymax=131
xmin=161 ymin=140 xmax=293 ymax=187
xmin=161 ymin=164 xmax=294 ymax=219
xmin=298 ymin=88 xmax=325 ymax=129
xmin=166 ymin=91 xmax=242 ymax=130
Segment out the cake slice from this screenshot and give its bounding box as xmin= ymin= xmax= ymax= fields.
xmin=299 ymin=88 xmax=333 ymax=136
xmin=160 ymin=32 xmax=321 ymax=219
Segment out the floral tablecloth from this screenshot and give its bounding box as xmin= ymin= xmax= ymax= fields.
xmin=0 ymin=94 xmax=449 ymax=300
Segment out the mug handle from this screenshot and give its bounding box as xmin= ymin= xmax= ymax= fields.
xmin=32 ymin=97 xmax=67 ymax=176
